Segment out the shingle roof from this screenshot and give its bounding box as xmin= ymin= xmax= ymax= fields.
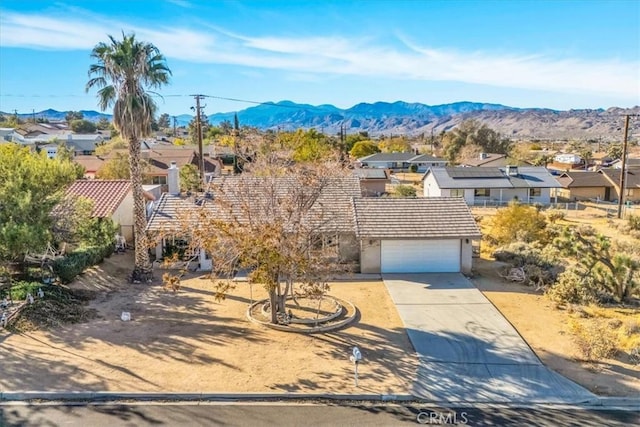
xmin=425 ymin=166 xmax=560 ymax=189
xmin=353 ymin=197 xmax=481 ymax=239
xmin=359 ymin=152 xmax=416 ymax=162
xmin=410 ymin=154 xmax=447 ymax=163
xmin=73 ymin=155 xmax=106 ymax=173
xmin=557 ymin=171 xmax=612 ymax=188
xmin=599 ymin=169 xmax=640 ymax=188
xmin=66 ymin=180 xmax=131 ymax=217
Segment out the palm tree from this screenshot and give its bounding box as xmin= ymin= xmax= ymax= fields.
xmin=86 ymin=33 xmax=171 ymax=282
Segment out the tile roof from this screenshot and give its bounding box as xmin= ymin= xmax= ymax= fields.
xmin=66 ymin=180 xmax=132 ymax=217
xmin=353 ymin=197 xmax=481 ymax=239
xmin=147 ymin=176 xmax=362 ymax=234
xmin=353 ymin=168 xmax=389 ymax=179
xmin=73 ymin=155 xmax=106 ymax=172
xmin=557 ymin=171 xmax=612 ymax=188
xmin=426 ymin=166 xmax=560 ymax=189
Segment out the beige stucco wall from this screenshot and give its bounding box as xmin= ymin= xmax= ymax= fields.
xmin=360 ymin=181 xmax=387 ymax=196
xmin=461 ymin=238 xmax=474 ymax=274
xmin=360 ymin=239 xmax=381 ymax=274
xmin=557 ymin=187 xmax=609 ymax=202
xmin=111 ymin=191 xmax=135 ymax=241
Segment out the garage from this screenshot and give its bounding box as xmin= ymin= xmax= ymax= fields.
xmin=381 ymin=239 xmax=461 ymax=273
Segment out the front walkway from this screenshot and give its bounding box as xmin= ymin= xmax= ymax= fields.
xmin=383 ymin=273 xmax=595 ymax=403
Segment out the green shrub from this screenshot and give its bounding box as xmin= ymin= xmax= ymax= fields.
xmin=52 ymin=242 xmax=113 ymax=284
xmin=493 ymin=242 xmax=557 ymax=269
xmin=0 ymin=281 xmax=42 ymax=300
xmin=409 ymin=164 xmax=418 ymax=173
xmin=546 ymin=209 xmax=566 ymax=223
xmin=394 ymin=184 xmax=417 ymax=198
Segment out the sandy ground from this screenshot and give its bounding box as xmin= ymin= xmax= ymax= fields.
xmin=472 ymin=258 xmax=640 ymax=397
xmin=0 ymin=254 xmax=418 ymax=394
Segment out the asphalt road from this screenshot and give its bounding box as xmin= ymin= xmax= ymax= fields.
xmin=0 ymin=402 xmax=638 ymax=427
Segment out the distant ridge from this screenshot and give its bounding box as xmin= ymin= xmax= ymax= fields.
xmin=3 ymin=101 xmax=638 ymax=141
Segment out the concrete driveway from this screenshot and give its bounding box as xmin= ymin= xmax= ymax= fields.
xmin=383 ymin=273 xmax=595 ymax=403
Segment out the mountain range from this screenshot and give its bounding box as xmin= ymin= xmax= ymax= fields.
xmin=5 ymin=101 xmax=639 ymax=142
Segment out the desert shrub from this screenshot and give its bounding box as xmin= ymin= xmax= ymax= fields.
xmin=546 ymin=269 xmax=598 ymax=306
xmin=492 ymin=241 xmax=558 ymax=269
xmin=569 ymin=320 xmax=618 ymax=360
xmin=409 ymin=164 xmax=418 ymax=173
xmin=623 ymin=320 xmax=640 ymax=336
xmin=487 ymin=202 xmax=548 ymax=246
xmin=546 ymin=209 xmax=566 ymax=223
xmin=394 ymin=184 xmax=417 ymax=198
xmin=630 ymin=347 xmax=640 ymax=364
xmin=628 ymin=215 xmax=640 ymax=231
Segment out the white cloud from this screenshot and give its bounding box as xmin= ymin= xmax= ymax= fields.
xmin=1 ymin=9 xmax=638 ymax=102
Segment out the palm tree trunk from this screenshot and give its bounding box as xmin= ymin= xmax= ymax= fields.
xmin=128 ymin=136 xmax=152 ymax=283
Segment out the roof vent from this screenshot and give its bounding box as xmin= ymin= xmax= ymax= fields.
xmin=479 ymin=152 xmax=488 ymax=159
xmin=506 ymin=165 xmax=519 ymax=176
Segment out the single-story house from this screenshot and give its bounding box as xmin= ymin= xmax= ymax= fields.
xmin=11 ymin=132 xmax=104 ymax=155
xmin=598 ymin=168 xmax=640 ymax=203
xmin=146 ymin=172 xmax=480 ymax=274
xmin=423 ymin=166 xmax=561 ymax=206
xmin=358 ymin=152 xmax=447 ymax=171
xmin=611 ymin=157 xmax=640 ymax=170
xmin=353 ymin=197 xmax=480 ymax=274
xmin=459 ymin=153 xmax=508 ymax=168
xmin=554 ymin=171 xmax=615 ymax=202
xmin=353 ymin=168 xmax=390 ymax=196
xmin=65 ymin=180 xmax=156 ymax=241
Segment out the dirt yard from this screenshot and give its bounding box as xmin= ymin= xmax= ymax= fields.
xmin=0 ymin=254 xmax=417 ymax=394
xmin=473 ymin=258 xmax=640 ymax=397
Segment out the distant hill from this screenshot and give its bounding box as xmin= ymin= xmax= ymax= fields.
xmin=4 ymin=102 xmax=639 ymax=141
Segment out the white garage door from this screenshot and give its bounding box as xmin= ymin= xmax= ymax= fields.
xmin=381 ymin=239 xmax=461 ymax=273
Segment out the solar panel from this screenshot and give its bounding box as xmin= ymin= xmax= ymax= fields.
xmin=447 ymin=168 xmax=504 ymax=178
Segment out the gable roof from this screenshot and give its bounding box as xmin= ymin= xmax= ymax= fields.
xmin=108 ymin=147 xmax=220 ymax=175
xmin=146 ymin=176 xmax=362 ymax=233
xmin=66 ymin=180 xmax=132 ymax=217
xmin=73 ymin=155 xmax=106 ymax=173
xmin=425 ymin=166 xmax=560 ymax=189
xmin=352 ymin=197 xmax=481 ymax=239
xmin=557 ymin=171 xmax=612 ymax=188
xmin=599 ymin=169 xmax=640 ymax=189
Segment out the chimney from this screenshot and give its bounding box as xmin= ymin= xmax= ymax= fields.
xmin=506 ymin=165 xmax=519 ymax=176
xmin=167 ymin=161 xmax=180 ymax=195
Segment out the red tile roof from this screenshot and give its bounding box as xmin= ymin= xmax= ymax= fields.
xmin=66 ymin=180 xmax=132 ymax=217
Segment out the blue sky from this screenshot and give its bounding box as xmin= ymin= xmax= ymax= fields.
xmin=1 ymin=0 xmax=638 ymax=116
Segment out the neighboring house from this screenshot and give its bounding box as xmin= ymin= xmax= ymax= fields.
xmin=591 ymin=152 xmax=614 ymax=168
xmin=459 ymin=153 xmax=508 ymax=168
xmin=353 ymin=197 xmax=480 ymax=274
xmin=0 ymin=128 xmax=14 ymax=142
xmin=146 ymin=173 xmax=362 ymax=271
xmin=353 ymin=168 xmax=390 ymax=196
xmin=10 ymin=132 xmax=103 ymax=155
xmin=74 ymin=155 xmax=106 ymax=179
xmin=358 ymin=152 xmax=446 ymax=171
xmin=554 ymin=171 xmax=615 ymax=202
xmin=423 ymin=166 xmax=561 ymax=205
xmin=65 ymin=180 xmax=155 ymax=241
xmin=598 ymin=168 xmax=640 ymax=203
xmin=146 ymin=172 xmax=480 ymax=274
xmin=610 ymin=157 xmax=640 ymax=170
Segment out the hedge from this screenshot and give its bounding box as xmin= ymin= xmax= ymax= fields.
xmin=52 ymin=242 xmax=114 ymax=284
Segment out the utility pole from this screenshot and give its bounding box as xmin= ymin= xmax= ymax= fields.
xmin=616 ymin=115 xmax=631 ymax=219
xmin=191 ymin=95 xmax=206 ymax=185
xmin=172 ymin=116 xmax=177 ymax=138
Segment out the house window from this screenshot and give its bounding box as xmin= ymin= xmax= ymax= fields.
xmin=529 ymin=188 xmax=541 ymax=197
xmin=152 ymin=176 xmax=167 ymax=185
xmin=474 ymin=188 xmax=490 ymax=197
xmin=450 ymin=189 xmax=464 ymax=197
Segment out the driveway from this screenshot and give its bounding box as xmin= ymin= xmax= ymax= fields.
xmin=383 ymin=273 xmax=595 ymax=403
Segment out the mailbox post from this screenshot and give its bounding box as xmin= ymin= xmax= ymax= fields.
xmin=349 ymin=346 xmax=362 ymax=387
